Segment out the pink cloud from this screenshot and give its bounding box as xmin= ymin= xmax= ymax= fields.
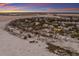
xmin=0 ymin=3 xmax=8 ymax=6
xmin=63 ymin=8 xmax=79 ymax=11
xmin=0 ymin=3 xmax=23 ymax=11
xmin=5 ymin=6 xmax=20 ymax=11
xmin=47 ymin=8 xmax=61 ymax=12
xmin=47 ymin=8 xmax=79 ymax=12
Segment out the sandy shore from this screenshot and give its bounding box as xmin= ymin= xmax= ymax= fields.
xmin=0 ymin=16 xmax=55 ymax=56
xmin=0 ymin=15 xmax=79 ymax=56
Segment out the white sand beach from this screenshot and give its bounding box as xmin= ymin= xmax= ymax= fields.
xmin=0 ymin=16 xmax=55 ymax=56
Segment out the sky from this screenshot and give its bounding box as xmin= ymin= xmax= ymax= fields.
xmin=0 ymin=3 xmax=79 ymax=12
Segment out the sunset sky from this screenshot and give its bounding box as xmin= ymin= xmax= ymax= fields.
xmin=0 ymin=3 xmax=79 ymax=12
